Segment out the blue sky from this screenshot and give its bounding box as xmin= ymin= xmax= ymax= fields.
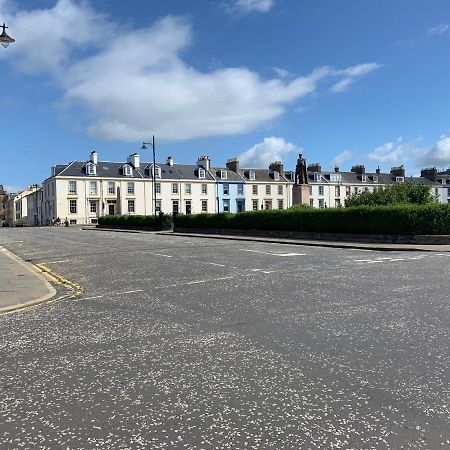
xmin=1 ymin=0 xmax=450 ymax=192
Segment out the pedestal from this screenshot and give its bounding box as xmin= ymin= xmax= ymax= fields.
xmin=292 ymin=184 xmax=310 ymax=205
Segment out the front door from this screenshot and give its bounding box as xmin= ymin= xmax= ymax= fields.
xmin=237 ymin=200 xmax=245 ymax=213
xmin=108 ymin=204 xmax=115 ymax=215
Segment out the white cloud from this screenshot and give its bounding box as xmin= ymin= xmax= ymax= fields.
xmin=419 ymin=135 xmax=450 ymax=167
xmin=330 ymin=63 xmax=382 ymax=93
xmin=238 ymin=137 xmax=300 ymax=168
xmin=0 ymin=1 xmax=382 ymax=142
xmin=332 ymin=150 xmax=352 ymax=167
xmin=368 ymin=137 xmax=423 ymax=165
xmin=223 ymin=0 xmax=275 ymax=15
xmin=367 ymin=134 xmax=450 ymax=173
xmin=330 ymin=78 xmax=353 ymax=93
xmin=427 ymin=23 xmax=449 ymax=36
xmin=0 ymin=0 xmax=112 ymax=74
xmin=272 ymin=66 xmax=290 ymax=78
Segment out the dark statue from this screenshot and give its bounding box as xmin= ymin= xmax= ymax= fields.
xmin=295 ymin=153 xmax=308 ymax=185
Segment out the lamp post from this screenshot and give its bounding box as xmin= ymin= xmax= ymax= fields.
xmin=0 ymin=23 xmax=15 ymax=48
xmin=141 ymin=136 xmax=157 ymax=225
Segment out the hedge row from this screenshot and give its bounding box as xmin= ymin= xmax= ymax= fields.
xmin=98 ymin=214 xmax=172 ymax=229
xmin=173 ymin=204 xmax=450 ymax=235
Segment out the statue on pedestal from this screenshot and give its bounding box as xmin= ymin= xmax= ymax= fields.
xmin=295 ymin=153 xmax=308 ymax=185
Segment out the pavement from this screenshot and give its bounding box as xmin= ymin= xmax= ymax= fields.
xmin=0 ymin=245 xmax=56 ymax=314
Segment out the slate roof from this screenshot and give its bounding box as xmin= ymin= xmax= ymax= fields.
xmin=238 ymin=168 xmax=290 ymax=183
xmin=49 ymin=161 xmax=215 ymax=181
xmin=211 ymin=167 xmax=244 ymax=183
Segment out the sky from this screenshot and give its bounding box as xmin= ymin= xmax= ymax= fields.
xmin=1 ymin=0 xmax=450 ymax=192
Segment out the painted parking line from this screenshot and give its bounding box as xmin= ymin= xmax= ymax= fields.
xmin=154 ymin=253 xmax=172 ymax=258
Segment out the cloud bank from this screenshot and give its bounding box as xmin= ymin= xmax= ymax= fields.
xmin=238 ymin=137 xmax=300 ymax=168
xmin=1 ymin=0 xmax=382 ymax=142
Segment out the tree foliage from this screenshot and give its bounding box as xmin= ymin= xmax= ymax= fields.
xmin=344 ymin=183 xmax=436 ymax=207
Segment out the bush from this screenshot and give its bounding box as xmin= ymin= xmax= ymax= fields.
xmin=345 ymin=183 xmax=436 ymax=207
xmin=174 ymin=204 xmax=450 ymax=235
xmin=98 ymin=214 xmax=172 ymax=230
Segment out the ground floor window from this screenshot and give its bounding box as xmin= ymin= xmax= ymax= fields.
xmin=252 ymin=199 xmax=258 ymax=210
xmin=201 ymin=200 xmax=207 ymax=212
xmin=223 ymin=199 xmax=230 ymax=212
xmin=155 ymin=200 xmax=161 ymax=212
xmin=127 ymin=200 xmax=135 ymax=214
xmin=89 ymin=200 xmax=97 ymax=213
xmin=185 ymin=200 xmax=192 ymax=215
xmin=91 ymin=218 xmax=98 ymax=224
xmin=318 ymin=199 xmax=324 ymax=208
xmin=277 ymin=199 xmax=283 ymax=209
xmin=69 ymin=219 xmax=77 ymax=225
xmin=172 ymin=200 xmax=179 ymax=214
xmin=264 ymin=200 xmax=272 ymax=210
xmin=69 ymin=199 xmax=77 ymax=214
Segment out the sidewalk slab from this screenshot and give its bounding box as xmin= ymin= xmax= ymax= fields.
xmin=0 ymin=246 xmax=56 ymax=314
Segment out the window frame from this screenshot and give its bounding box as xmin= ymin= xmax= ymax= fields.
xmin=68 ymin=180 xmax=77 ymax=195
xmin=69 ymin=199 xmax=77 ymax=214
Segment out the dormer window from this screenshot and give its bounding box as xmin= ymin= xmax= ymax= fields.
xmin=86 ymin=163 xmax=96 ymax=176
xmin=361 ymin=174 xmax=367 ymax=182
xmin=273 ymin=171 xmax=280 ymax=181
xmin=249 ymin=170 xmax=255 ymax=181
xmin=314 ymin=172 xmax=321 ymax=182
xmin=372 ymin=175 xmax=378 ymax=183
xmin=123 ymin=165 xmax=133 ymax=176
xmin=198 ymin=168 xmax=206 ymax=179
xmin=221 ymin=169 xmax=227 ymax=180
xmin=441 ymin=179 xmax=446 ymax=185
xmin=329 ymin=173 xmax=341 ymax=182
xmin=396 ymin=176 xmax=404 ymax=182
xmin=150 ymin=164 xmax=161 ymax=178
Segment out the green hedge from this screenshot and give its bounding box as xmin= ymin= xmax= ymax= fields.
xmin=98 ymin=214 xmax=172 ymax=229
xmin=174 ymin=204 xmax=450 ymax=235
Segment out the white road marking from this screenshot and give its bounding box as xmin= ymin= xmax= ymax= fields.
xmin=81 ymin=295 xmax=104 ymax=300
xmin=42 ymin=259 xmax=71 ymax=264
xmin=240 ymin=249 xmax=305 ymax=257
xmin=154 ymin=253 xmax=172 ymax=258
xmin=208 ymin=262 xmax=227 ymax=267
xmin=115 ymin=289 xmax=144 ymax=295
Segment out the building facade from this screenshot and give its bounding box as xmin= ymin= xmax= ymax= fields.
xmin=8 ymin=151 xmax=450 ymax=226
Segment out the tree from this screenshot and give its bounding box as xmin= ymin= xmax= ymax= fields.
xmin=344 ymin=183 xmax=436 ymax=207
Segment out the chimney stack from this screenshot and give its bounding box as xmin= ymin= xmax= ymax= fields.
xmin=351 ymin=164 xmax=365 ymax=174
xmin=226 ymin=158 xmax=240 ymax=172
xmin=167 ymin=156 xmax=174 ymax=167
xmin=390 ymin=165 xmax=405 ymax=178
xmin=334 ymin=166 xmax=339 ymax=173
xmin=127 ymin=153 xmax=140 ymax=169
xmin=376 ymin=166 xmax=381 ymax=175
xmin=269 ymin=161 xmax=283 ymax=174
xmin=420 ymin=167 xmax=437 ymax=181
xmin=307 ymin=163 xmax=322 ymax=173
xmin=90 ymin=151 xmax=98 ymax=165
xmin=197 ymin=156 xmax=211 ymax=171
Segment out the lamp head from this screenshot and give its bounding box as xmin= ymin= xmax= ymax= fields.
xmin=141 ymin=142 xmax=148 ymax=150
xmin=0 ymin=23 xmax=15 ymax=48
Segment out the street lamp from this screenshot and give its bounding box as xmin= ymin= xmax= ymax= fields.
xmin=141 ymin=135 xmax=157 ymax=225
xmin=0 ymin=23 xmax=15 ymax=48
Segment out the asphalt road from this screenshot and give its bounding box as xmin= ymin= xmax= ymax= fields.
xmin=0 ymin=227 xmax=449 ymax=449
